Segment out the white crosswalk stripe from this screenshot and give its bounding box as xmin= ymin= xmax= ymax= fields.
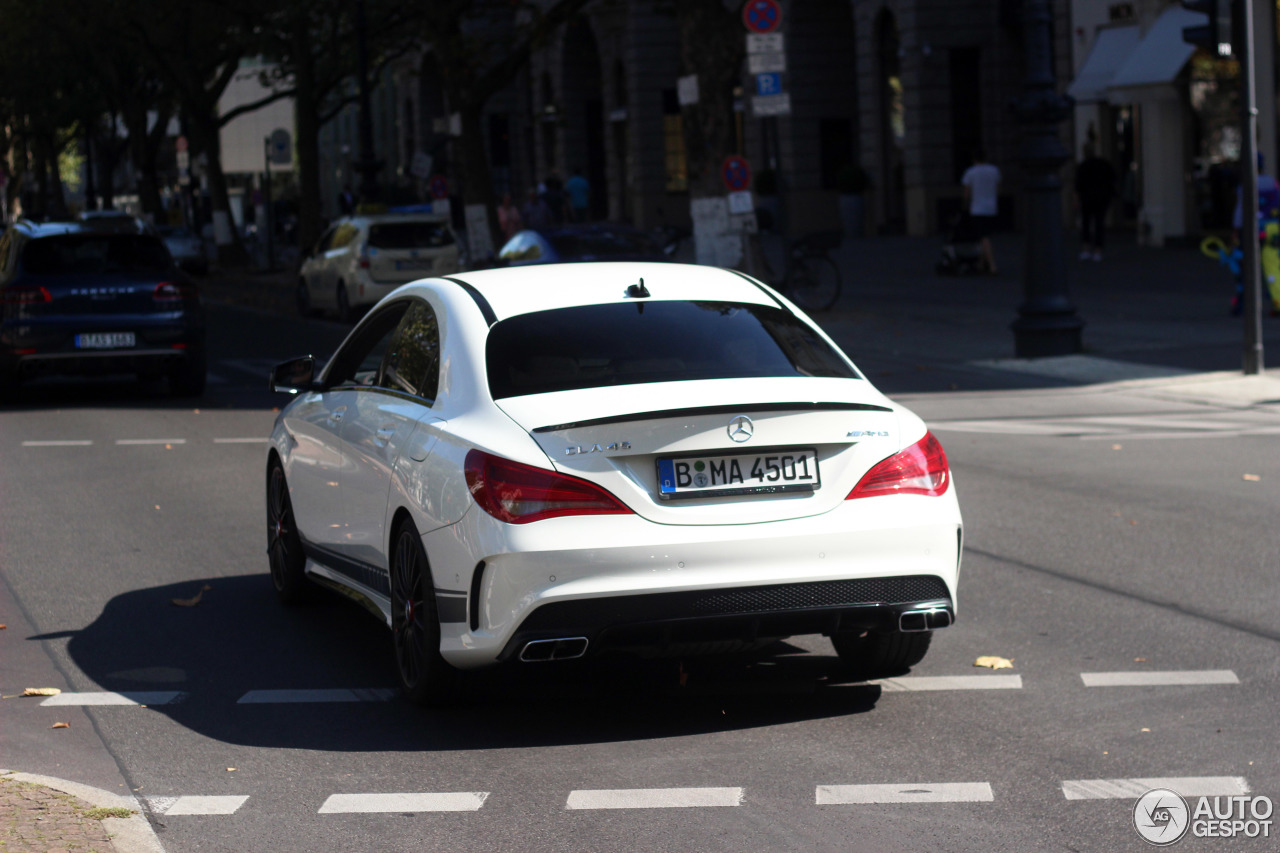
xmin=1062 ymin=777 xmax=1249 ymax=800
xmin=318 ymin=792 xmax=489 ymax=813
xmin=146 ymin=795 xmax=249 ymax=815
xmin=1080 ymin=670 xmax=1239 ymax=687
xmin=869 ymin=675 xmax=1023 ymax=692
xmin=39 ymin=691 xmax=185 ymax=706
xmin=237 ymin=688 xmax=398 ymax=703
xmin=816 ymin=783 xmax=994 ymax=804
xmin=565 ymin=788 xmax=744 ymax=810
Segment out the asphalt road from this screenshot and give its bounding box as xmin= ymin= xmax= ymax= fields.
xmin=1 ymin=300 xmax=1277 ymax=852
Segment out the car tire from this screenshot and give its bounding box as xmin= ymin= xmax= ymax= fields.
xmin=390 ymin=518 xmax=460 ymax=706
xmin=335 ymin=281 xmax=352 ymax=323
xmin=168 ymin=350 xmax=207 ymax=397
xmin=267 ymin=461 xmax=309 ymax=604
xmin=296 ymin=278 xmax=314 ymax=317
xmin=830 ymin=630 xmax=932 ymax=679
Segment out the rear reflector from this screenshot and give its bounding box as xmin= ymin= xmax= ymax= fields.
xmin=2 ymin=285 xmax=52 ymax=305
xmin=847 ymin=432 xmax=950 ymax=499
xmin=464 ymin=449 xmax=631 ymax=524
xmin=153 ymin=281 xmax=190 ymax=301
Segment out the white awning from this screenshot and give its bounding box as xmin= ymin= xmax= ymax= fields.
xmin=1108 ymin=6 xmax=1203 ymax=91
xmin=1067 ymin=26 xmax=1141 ymax=103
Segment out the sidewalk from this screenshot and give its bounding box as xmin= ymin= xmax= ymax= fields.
xmin=1 ymin=770 xmax=161 ymax=853
xmin=197 ymin=229 xmax=1280 ymax=397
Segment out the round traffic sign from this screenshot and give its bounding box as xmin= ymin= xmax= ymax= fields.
xmin=428 ymin=174 xmax=449 ymax=200
xmin=742 ymin=0 xmax=782 ymax=34
xmin=721 ymin=155 xmax=752 ymax=192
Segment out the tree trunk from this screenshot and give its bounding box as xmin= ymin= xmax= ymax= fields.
xmin=292 ymin=16 xmax=324 ymax=257
xmin=676 ymin=0 xmax=746 ymax=264
xmin=191 ymin=109 xmax=250 ymax=267
xmin=457 ymin=101 xmax=501 ymax=260
xmin=134 ymin=107 xmax=170 ymax=218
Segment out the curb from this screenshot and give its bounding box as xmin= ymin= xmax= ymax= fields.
xmin=1 ymin=769 xmax=164 ymax=853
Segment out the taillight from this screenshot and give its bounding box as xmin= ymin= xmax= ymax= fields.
xmin=464 ymin=449 xmax=632 ymax=524
xmin=358 ymin=241 xmax=370 ymax=269
xmin=847 ymin=432 xmax=950 ymax=499
xmin=153 ymin=281 xmax=193 ymax=301
xmin=1 ymin=285 xmax=52 ymax=305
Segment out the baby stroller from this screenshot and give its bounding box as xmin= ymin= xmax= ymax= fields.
xmin=935 ymin=212 xmax=987 ymax=276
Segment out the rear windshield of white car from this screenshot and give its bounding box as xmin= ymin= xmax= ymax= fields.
xmin=367 ymin=222 xmax=454 ymax=250
xmin=485 ymin=301 xmax=858 ymax=399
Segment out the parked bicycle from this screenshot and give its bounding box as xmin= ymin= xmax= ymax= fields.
xmin=743 ymin=227 xmax=843 ymax=313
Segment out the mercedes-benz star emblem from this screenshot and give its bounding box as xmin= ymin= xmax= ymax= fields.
xmin=727 ymin=415 xmax=754 ymax=443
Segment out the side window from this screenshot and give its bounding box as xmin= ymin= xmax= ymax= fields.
xmin=312 ymin=227 xmax=336 ymax=257
xmin=379 ymin=299 xmax=441 ymax=402
xmin=325 ymin=302 xmax=409 ymax=389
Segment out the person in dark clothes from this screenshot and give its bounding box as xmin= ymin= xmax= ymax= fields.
xmin=1075 ymin=146 xmax=1117 ymax=261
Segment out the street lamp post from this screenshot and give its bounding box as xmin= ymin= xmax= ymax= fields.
xmin=354 ymin=0 xmax=381 ymax=207
xmin=1009 ymin=0 xmax=1084 ymax=358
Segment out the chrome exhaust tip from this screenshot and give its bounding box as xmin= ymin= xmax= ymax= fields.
xmin=519 ymin=637 xmax=589 ymax=662
xmin=898 ymin=608 xmax=953 ymax=632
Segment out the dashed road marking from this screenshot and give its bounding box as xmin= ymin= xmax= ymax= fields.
xmin=237 ymin=688 xmax=398 ymax=704
xmin=869 ymin=675 xmax=1023 ymax=692
xmin=146 ymin=795 xmax=249 ymax=815
xmin=565 ymin=788 xmax=744 ymax=810
xmin=21 ymin=440 xmax=93 ymax=446
xmin=1081 ymin=670 xmax=1239 ymax=687
xmin=39 ymin=691 xmax=185 ymax=706
xmin=1062 ymin=777 xmax=1249 ymax=800
xmin=212 ymin=437 xmax=269 ymax=444
xmin=816 ymin=783 xmax=994 ymax=804
xmin=115 ymin=439 xmax=187 ymax=446
xmin=318 ymin=792 xmax=489 ymax=813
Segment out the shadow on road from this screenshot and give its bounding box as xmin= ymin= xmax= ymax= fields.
xmin=40 ymin=574 xmax=881 ymax=752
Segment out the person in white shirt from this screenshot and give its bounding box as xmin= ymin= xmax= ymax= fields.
xmin=962 ymin=149 xmax=1001 ymax=274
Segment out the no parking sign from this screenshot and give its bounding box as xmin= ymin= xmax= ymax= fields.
xmin=742 ymin=0 xmax=782 ymax=34
xmin=428 ymin=175 xmax=449 ymax=200
xmin=721 ymin=156 xmax=752 ymax=193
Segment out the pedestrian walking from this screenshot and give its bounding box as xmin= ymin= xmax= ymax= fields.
xmin=521 ymin=187 xmax=553 ymax=232
xmin=961 ymin=149 xmax=1001 ymax=274
xmin=565 ymin=167 xmax=591 ymax=223
xmin=497 ymin=192 xmax=523 ymax=241
xmin=1074 ymin=145 xmax=1116 ymax=261
xmin=338 ymin=184 xmax=356 ymax=215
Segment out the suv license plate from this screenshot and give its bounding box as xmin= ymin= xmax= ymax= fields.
xmin=657 ymin=449 xmax=820 ymax=500
xmin=76 ymin=332 xmax=136 ymax=349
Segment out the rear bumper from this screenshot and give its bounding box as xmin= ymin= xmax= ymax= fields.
xmin=1 ymin=314 xmax=204 ymax=379
xmin=496 ymin=576 xmax=954 ymax=662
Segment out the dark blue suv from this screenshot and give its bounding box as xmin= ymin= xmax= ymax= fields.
xmin=0 ymin=219 xmax=206 ymax=396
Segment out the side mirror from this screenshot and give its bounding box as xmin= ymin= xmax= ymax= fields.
xmin=270 ymin=356 xmax=318 ymax=393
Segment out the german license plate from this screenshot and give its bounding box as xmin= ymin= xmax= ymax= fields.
xmin=394 ymin=258 xmax=433 ymax=271
xmin=75 ymin=332 xmax=135 ymax=349
xmin=657 ymin=448 xmax=820 ymax=500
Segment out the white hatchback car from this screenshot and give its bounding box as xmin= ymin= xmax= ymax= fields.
xmin=267 ymin=262 xmax=961 ymax=704
xmin=296 ymin=213 xmax=459 ymax=321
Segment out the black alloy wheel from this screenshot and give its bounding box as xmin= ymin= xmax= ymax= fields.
xmin=390 ymin=519 xmax=458 ymax=705
xmin=267 ymin=462 xmax=308 ymax=603
xmin=831 ymin=630 xmax=932 ymax=679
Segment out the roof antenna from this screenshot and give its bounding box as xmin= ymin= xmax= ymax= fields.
xmin=626 ymin=277 xmax=650 ymax=298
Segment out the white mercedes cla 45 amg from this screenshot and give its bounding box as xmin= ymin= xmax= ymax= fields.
xmin=266 ymin=261 xmax=961 ymax=704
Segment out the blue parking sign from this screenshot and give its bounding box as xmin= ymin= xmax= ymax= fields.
xmin=755 ymin=72 xmax=782 ymax=97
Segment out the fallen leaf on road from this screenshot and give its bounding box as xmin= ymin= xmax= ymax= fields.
xmin=1141 ymin=728 xmax=1150 ymax=732
xmin=1134 ymin=657 xmax=1147 ymax=662
xmin=165 ymin=444 xmax=173 ymax=450
xmin=0 ymin=624 xmax=6 ymax=629
xmin=171 ymin=585 xmax=213 ymax=607
xmin=21 ymin=688 xmax=61 ymax=697
xmin=1111 ymin=444 xmax=1122 ymax=450
xmin=974 ymin=656 xmax=1014 ymax=670
xmin=1129 ymin=520 xmax=1138 ymax=525
xmin=226 ymin=767 xmax=237 ymax=772
xmin=50 ymin=722 xmax=70 ymax=729
xmin=1243 ymin=474 xmax=1261 ymax=481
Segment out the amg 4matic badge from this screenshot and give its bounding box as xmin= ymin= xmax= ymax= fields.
xmin=565 ymin=442 xmax=632 ymax=456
